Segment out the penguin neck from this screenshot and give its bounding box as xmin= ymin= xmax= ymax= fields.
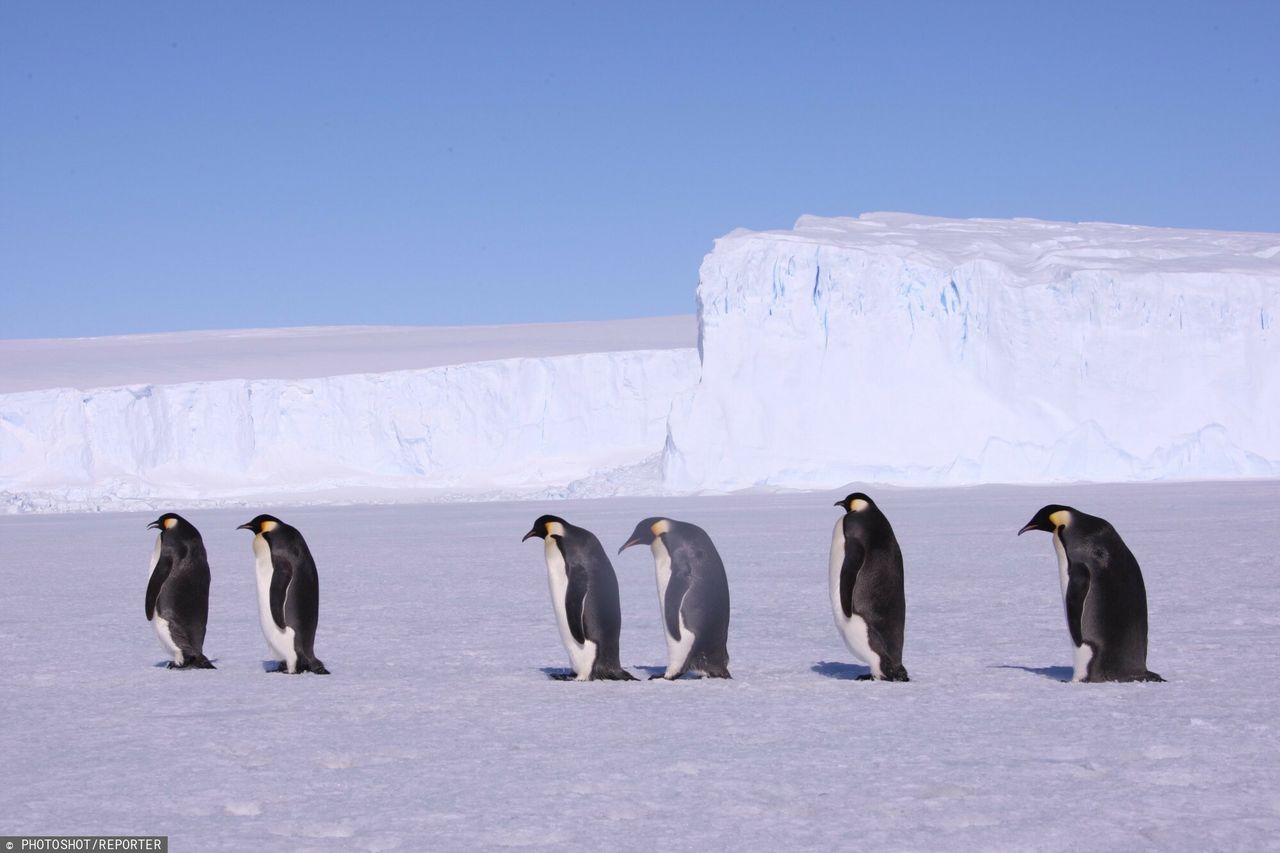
xmin=650 ymin=537 xmax=673 ymax=625
xmin=1052 ymin=528 xmax=1070 ymax=599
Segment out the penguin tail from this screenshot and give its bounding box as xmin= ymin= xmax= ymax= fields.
xmin=190 ymin=655 xmax=216 ymax=670
xmin=1142 ymin=670 xmax=1165 ymax=682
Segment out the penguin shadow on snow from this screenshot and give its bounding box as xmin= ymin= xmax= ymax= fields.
xmin=811 ymin=661 xmax=873 ymax=681
xmin=992 ymin=664 xmax=1074 ymax=682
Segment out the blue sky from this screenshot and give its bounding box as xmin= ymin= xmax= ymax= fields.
xmin=2 ymin=1 xmax=1277 ymax=338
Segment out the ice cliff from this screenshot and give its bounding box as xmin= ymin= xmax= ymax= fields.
xmin=3 ymin=213 xmax=1278 ymax=513
xmin=664 ymin=212 xmax=1280 ymax=491
xmin=0 ymin=349 xmax=696 ymax=512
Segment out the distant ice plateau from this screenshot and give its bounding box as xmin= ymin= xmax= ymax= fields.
xmin=2 ymin=213 xmax=1278 ymax=512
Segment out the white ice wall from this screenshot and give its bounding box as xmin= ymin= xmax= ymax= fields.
xmin=0 ymin=349 xmax=697 ymax=512
xmin=664 ymin=213 xmax=1280 ymax=491
xmin=5 ymin=213 xmax=1277 ymax=512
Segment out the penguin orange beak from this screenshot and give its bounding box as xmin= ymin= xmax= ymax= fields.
xmin=236 ymin=522 xmax=255 ymax=531
xmin=146 ymin=520 xmax=162 ymax=530
xmin=521 ymin=528 xmax=539 ymax=542
xmin=617 ymin=537 xmax=640 ymax=555
xmin=833 ymin=499 xmax=844 ymax=508
xmin=1017 ymin=520 xmax=1046 ymax=536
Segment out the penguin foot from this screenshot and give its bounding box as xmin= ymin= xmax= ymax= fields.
xmin=649 ymin=673 xmax=680 ymax=681
xmin=594 ymin=669 xmax=638 ymax=681
xmin=882 ymin=665 xmax=910 ymax=682
xmin=301 ymin=660 xmax=330 ymax=675
xmin=855 ymin=674 xmax=875 ymax=681
xmin=548 ymin=672 xmax=577 ymax=681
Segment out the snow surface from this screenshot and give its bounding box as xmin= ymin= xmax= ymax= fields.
xmin=666 ymin=212 xmax=1280 ymax=490
xmin=1 ymin=481 xmax=1277 ymax=850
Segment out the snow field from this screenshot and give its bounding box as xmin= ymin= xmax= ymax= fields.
xmin=1 ymin=480 xmax=1277 ymax=850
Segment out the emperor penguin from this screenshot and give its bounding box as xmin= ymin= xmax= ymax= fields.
xmin=237 ymin=515 xmax=330 ymax=675
xmin=1019 ymin=505 xmax=1163 ymax=683
xmin=522 ymin=516 xmax=636 ymax=681
xmin=829 ymin=493 xmax=909 ymax=681
xmin=145 ymin=513 xmax=215 ymax=669
xmin=618 ymin=517 xmax=731 ymax=680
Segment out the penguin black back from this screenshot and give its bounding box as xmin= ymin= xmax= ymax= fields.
xmin=237 ymin=514 xmax=329 ymax=675
xmin=522 ymin=515 xmax=634 ymax=681
xmin=1019 ymin=505 xmax=1162 ymax=682
xmin=619 ymin=517 xmax=731 ymax=679
xmin=829 ymin=493 xmax=908 ymax=681
xmin=145 ymin=512 xmax=215 ymax=669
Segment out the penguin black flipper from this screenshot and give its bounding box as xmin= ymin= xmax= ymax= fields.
xmin=145 ymin=551 xmax=173 ymax=621
xmin=662 ymin=524 xmax=732 ymax=678
xmin=1064 ymin=562 xmax=1090 ymax=649
xmin=838 ymin=537 xmax=865 ymax=620
xmin=663 ymin=566 xmax=691 ymax=642
xmin=564 ymin=566 xmax=589 ymax=646
xmin=268 ymin=552 xmax=295 ymax=632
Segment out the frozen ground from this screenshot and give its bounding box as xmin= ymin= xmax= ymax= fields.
xmin=2 ymin=479 xmax=1277 ymax=850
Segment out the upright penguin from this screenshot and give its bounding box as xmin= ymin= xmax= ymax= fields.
xmin=829 ymin=493 xmax=909 ymax=681
xmin=145 ymin=512 xmax=215 ymax=669
xmin=522 ymin=515 xmax=636 ymax=681
xmin=237 ymin=515 xmax=329 ymax=675
xmin=618 ymin=518 xmax=731 ymax=680
xmin=1019 ymin=505 xmax=1163 ymax=683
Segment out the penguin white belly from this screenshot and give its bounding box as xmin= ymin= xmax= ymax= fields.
xmin=1053 ymin=531 xmax=1091 ymax=681
xmin=652 ymin=538 xmax=697 ymax=677
xmin=253 ymin=534 xmax=297 ymax=673
xmin=828 ymin=520 xmax=882 ymax=677
xmin=544 ymin=540 xmax=597 ymax=680
xmin=152 ymin=616 xmax=183 ymax=665
xmin=147 ymin=534 xmax=183 ymax=665
xmin=1072 ymin=643 xmax=1094 ymax=683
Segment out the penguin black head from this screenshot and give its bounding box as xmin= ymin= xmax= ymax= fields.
xmin=1018 ymin=505 xmax=1074 ymax=536
xmin=834 ymin=493 xmax=876 ymax=513
xmin=522 ymin=515 xmax=569 ymax=542
xmin=237 ymin=514 xmax=284 ymax=535
xmin=617 ymin=517 xmax=671 ymax=554
xmin=147 ymin=512 xmax=191 ymax=532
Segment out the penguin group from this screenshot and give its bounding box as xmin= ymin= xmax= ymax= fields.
xmin=523 ymin=495 xmax=1163 ymax=684
xmin=142 ymin=494 xmax=1163 ymax=685
xmin=144 ymin=513 xmax=328 ymax=674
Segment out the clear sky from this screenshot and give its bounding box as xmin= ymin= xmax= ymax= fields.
xmin=2 ymin=1 xmax=1277 ymax=339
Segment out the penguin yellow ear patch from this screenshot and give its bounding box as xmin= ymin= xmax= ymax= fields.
xmin=544 ymin=520 xmax=565 ymax=537
xmin=849 ymin=499 xmax=869 ymax=512
xmin=650 ymin=520 xmax=670 ymax=536
xmin=260 ymin=520 xmax=278 ymax=533
xmin=162 ymin=517 xmax=177 ymax=529
xmin=1048 ymin=510 xmax=1070 ymax=528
